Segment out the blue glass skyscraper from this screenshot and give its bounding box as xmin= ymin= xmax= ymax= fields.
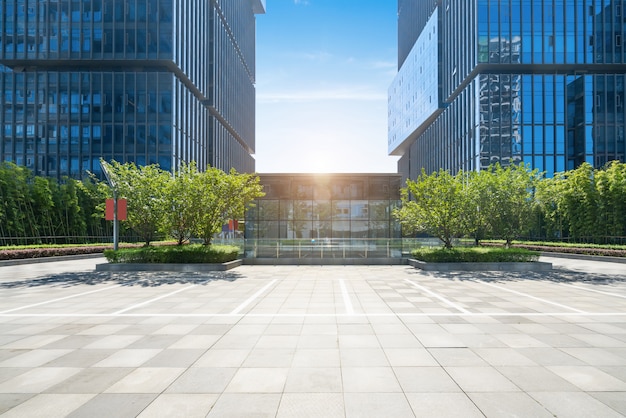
xmin=390 ymin=0 xmax=626 ymax=180
xmin=0 ymin=0 xmax=265 ymax=178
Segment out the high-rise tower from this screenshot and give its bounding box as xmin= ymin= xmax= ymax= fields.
xmin=390 ymin=0 xmax=626 ymax=181
xmin=0 ymin=0 xmax=265 ymax=178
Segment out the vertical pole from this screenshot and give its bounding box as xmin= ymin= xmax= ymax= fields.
xmin=113 ymin=191 xmax=119 ymax=251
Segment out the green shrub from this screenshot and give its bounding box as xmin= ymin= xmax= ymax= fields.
xmin=411 ymin=247 xmax=539 ymax=263
xmin=104 ymin=244 xmax=240 ymax=264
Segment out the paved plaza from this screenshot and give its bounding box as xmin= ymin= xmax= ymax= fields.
xmin=0 ymin=256 xmax=625 ymax=417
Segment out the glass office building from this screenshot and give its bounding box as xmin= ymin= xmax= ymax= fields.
xmin=0 ymin=0 xmax=265 ymax=178
xmin=389 ymin=0 xmax=626 ymax=181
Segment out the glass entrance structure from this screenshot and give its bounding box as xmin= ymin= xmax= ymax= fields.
xmin=244 ymin=173 xmax=403 ymax=259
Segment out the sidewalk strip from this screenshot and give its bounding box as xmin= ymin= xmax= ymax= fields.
xmin=230 ymin=279 xmax=277 ymax=315
xmin=113 ymin=285 xmax=196 ymax=315
xmin=0 ymin=285 xmax=122 ymax=314
xmin=478 ymin=281 xmax=587 ymax=313
xmin=339 ymin=279 xmax=354 ymax=315
xmin=404 ymin=279 xmax=470 ymax=314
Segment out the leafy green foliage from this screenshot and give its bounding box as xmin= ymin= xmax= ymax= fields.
xmin=101 ymin=160 xmax=171 ymax=246
xmin=395 ymin=168 xmax=466 ymax=249
xmin=411 ymin=247 xmax=539 ymax=263
xmin=194 ymin=167 xmax=264 ymax=245
xmin=533 ymin=161 xmax=626 ymax=242
xmin=0 ymin=162 xmax=109 ymax=245
xmin=104 ymin=244 xmax=240 ymax=264
xmin=396 ymin=163 xmax=538 ymax=248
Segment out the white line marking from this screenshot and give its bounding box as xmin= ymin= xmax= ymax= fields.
xmin=230 ymin=279 xmax=277 ymax=315
xmin=0 ymin=285 xmax=122 ymax=314
xmin=562 ymin=283 xmax=626 ymax=299
xmin=2 ymin=312 xmax=626 ymax=318
xmin=404 ymin=279 xmax=471 ymax=314
xmin=113 ymin=285 xmax=196 ymax=314
xmin=339 ymin=279 xmax=354 ymax=315
xmin=478 ymin=281 xmax=587 ymax=314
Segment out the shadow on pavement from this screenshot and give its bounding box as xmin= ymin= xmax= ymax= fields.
xmin=0 ymin=270 xmax=244 ymax=290
xmin=406 ymin=266 xmax=626 ymax=286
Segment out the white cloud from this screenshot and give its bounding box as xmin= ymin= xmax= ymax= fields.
xmin=294 ymin=0 xmax=310 ymax=5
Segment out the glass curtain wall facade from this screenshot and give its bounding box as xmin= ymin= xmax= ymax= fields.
xmin=245 ymin=174 xmax=402 ymax=241
xmin=390 ymin=0 xmax=626 ymax=181
xmin=0 ymin=0 xmax=264 ymax=178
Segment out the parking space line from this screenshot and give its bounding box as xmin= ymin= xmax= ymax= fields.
xmin=339 ymin=279 xmax=354 ymax=315
xmin=230 ymin=279 xmax=277 ymax=315
xmin=478 ymin=281 xmax=587 ymax=314
xmin=561 ymin=283 xmax=626 ymax=299
xmin=0 ymin=285 xmax=122 ymax=314
xmin=112 ymin=285 xmax=197 ymax=314
xmin=404 ymin=279 xmax=471 ymax=314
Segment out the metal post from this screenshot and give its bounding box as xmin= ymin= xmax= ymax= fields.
xmin=113 ymin=191 xmax=119 ymax=251
xmin=100 ymin=160 xmax=119 ymax=251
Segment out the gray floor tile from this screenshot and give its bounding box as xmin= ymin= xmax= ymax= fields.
xmin=66 ymin=393 xmax=157 ymax=418
xmin=406 ymin=392 xmax=483 ymax=417
xmin=468 ymin=392 xmax=554 ymax=417
xmin=547 ymin=366 xmax=626 ymax=391
xmin=284 ymin=367 xmax=342 ymax=392
xmin=342 ymin=367 xmax=402 ymax=392
xmin=0 ymin=394 xmax=34 ymax=415
xmin=136 ymin=394 xmax=218 ymax=418
xmin=166 ymin=367 xmax=236 ymax=393
xmin=446 ymin=366 xmax=520 ymax=392
xmin=394 ymin=367 xmax=462 ymax=392
xmin=345 ymin=393 xmax=415 ymax=418
xmin=45 ymin=367 xmax=133 ymax=394
xmin=225 ymin=367 xmax=289 ymax=393
xmin=590 ymin=392 xmax=626 ymax=416
xmin=104 ymin=367 xmax=185 ymax=393
xmin=206 ymin=393 xmax=281 ymax=418
xmin=277 ymin=393 xmax=344 ymax=418
xmin=0 ymin=394 xmax=94 ymax=418
xmin=530 ymin=391 xmax=625 ymax=418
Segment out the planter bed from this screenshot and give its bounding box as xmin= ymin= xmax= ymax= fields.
xmin=95 ymin=259 xmax=242 ymax=272
xmin=409 ymin=258 xmax=552 ymax=272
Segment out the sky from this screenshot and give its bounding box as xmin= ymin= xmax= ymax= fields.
xmin=254 ymin=0 xmax=399 ymax=174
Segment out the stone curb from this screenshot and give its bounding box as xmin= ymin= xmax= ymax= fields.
xmin=540 ymin=252 xmax=626 ymax=264
xmin=95 ymin=259 xmax=243 ymax=272
xmin=408 ymin=259 xmax=553 ymax=272
xmin=243 ymin=258 xmax=408 ymax=266
xmin=0 ymin=253 xmax=105 ymax=267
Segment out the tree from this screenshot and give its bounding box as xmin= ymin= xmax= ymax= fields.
xmin=460 ymin=169 xmax=495 ymax=245
xmin=559 ymin=162 xmax=598 ymax=241
xmin=101 ymin=160 xmax=171 ymax=246
xmin=194 ymin=167 xmax=264 ymax=245
xmin=485 ymin=163 xmax=539 ymax=247
xmin=595 ymin=161 xmax=626 ymax=240
xmin=534 ymin=173 xmax=567 ymax=240
xmin=164 ymin=162 xmax=203 ymax=245
xmin=394 ymin=168 xmax=466 ymax=249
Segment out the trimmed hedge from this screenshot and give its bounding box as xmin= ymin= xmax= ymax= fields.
xmin=104 ymin=244 xmax=240 ymax=264
xmin=411 ymin=247 xmax=539 ymax=263
xmin=481 ymin=242 xmax=626 ymax=258
xmin=0 ymin=246 xmax=110 ymax=260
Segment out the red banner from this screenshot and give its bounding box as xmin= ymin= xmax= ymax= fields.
xmin=105 ymin=198 xmax=128 ymax=221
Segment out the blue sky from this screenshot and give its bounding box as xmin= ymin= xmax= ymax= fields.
xmin=254 ymin=0 xmax=399 ymax=173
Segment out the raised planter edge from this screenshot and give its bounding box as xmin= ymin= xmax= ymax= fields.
xmin=408 ymin=259 xmax=553 ymax=272
xmin=95 ymin=259 xmax=242 ymax=272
